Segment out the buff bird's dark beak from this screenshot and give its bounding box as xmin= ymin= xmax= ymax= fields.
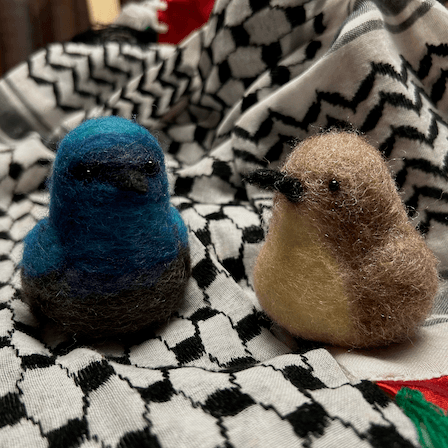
xmin=243 ymin=169 xmax=303 ymax=203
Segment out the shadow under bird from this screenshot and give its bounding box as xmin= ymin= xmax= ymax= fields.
xmin=244 ymin=131 xmax=439 ymax=348
xmin=21 ymin=116 xmax=190 ymax=339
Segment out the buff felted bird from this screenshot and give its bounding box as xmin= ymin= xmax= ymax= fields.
xmin=245 ymin=131 xmax=439 ymax=348
xmin=21 ymin=116 xmax=190 ymax=339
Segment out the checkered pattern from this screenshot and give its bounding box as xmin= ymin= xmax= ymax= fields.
xmin=2 ymin=0 xmax=448 ymax=446
xmin=0 ymin=279 xmax=421 ymax=447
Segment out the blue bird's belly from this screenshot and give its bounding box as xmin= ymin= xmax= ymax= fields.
xmin=22 ymin=205 xmax=189 ymax=290
xmin=61 ymin=248 xmax=180 ymax=300
xmin=21 ymin=246 xmax=191 ymax=339
xmin=66 ymin=205 xmax=188 ymax=279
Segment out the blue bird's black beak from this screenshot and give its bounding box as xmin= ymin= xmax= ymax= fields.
xmin=243 ymin=169 xmax=303 ymax=203
xmin=114 ymin=160 xmax=160 ymax=194
xmin=115 ymin=168 xmax=149 ymax=194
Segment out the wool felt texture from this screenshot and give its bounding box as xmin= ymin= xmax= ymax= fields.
xmin=247 ymin=132 xmax=439 ymax=348
xmin=20 ymin=116 xmax=190 ymax=338
xmin=22 ymin=247 xmax=191 ymax=339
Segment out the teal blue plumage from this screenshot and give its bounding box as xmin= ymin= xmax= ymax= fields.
xmin=21 ymin=116 xmax=190 ymax=338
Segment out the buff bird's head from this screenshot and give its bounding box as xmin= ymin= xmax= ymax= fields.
xmin=245 ymin=131 xmax=439 ymax=348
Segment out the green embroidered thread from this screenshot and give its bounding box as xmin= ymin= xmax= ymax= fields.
xmin=396 ymin=388 xmax=448 ymax=448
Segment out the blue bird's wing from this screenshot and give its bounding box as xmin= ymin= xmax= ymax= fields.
xmin=169 ymin=205 xmax=189 ymax=249
xmin=21 ymin=218 xmax=65 ymax=278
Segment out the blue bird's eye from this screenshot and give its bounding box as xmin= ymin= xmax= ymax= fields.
xmin=143 ymin=160 xmax=160 ymax=177
xmin=71 ymin=162 xmax=100 ymax=183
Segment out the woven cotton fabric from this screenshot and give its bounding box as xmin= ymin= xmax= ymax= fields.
xmin=1 ymin=0 xmax=448 ymax=446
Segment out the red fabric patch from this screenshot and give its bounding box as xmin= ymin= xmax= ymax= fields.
xmin=158 ymin=0 xmax=215 ymax=44
xmin=377 ymin=377 xmax=448 ymax=411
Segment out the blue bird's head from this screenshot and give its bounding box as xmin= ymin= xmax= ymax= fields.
xmin=49 ymin=117 xmax=170 ymax=228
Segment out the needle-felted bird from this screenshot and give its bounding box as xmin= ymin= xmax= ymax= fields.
xmin=244 ymin=131 xmax=439 ymax=348
xmin=21 ymin=116 xmax=190 ymax=339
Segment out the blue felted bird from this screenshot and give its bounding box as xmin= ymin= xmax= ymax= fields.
xmin=21 ymin=116 xmax=190 ymax=339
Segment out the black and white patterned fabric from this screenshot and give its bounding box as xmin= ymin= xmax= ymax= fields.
xmin=1 ymin=0 xmax=448 ymax=446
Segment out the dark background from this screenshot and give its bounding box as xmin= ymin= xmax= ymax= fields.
xmin=0 ymin=0 xmax=134 ymax=77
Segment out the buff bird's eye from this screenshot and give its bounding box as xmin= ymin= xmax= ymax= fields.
xmin=329 ymin=179 xmax=340 ymax=192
